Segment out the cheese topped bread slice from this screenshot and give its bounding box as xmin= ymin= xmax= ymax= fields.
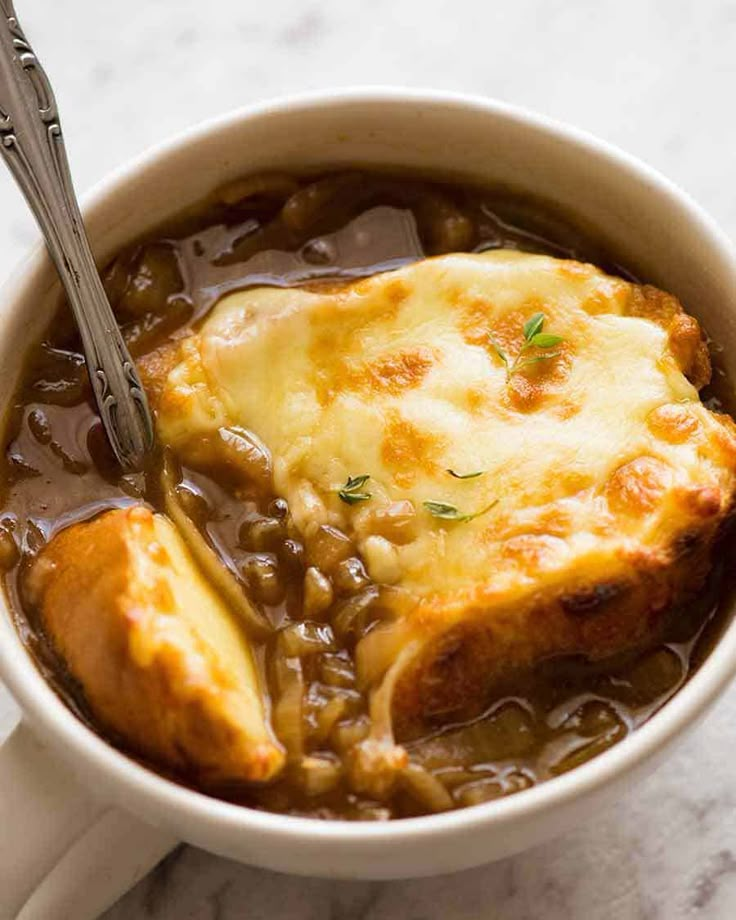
xmin=28 ymin=506 xmax=284 ymax=784
xmin=141 ymin=251 xmax=736 ymax=737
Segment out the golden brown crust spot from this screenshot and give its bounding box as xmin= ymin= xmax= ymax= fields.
xmin=581 ymin=280 xmax=629 ymax=315
xmin=679 ymin=485 xmax=722 ymax=518
xmin=668 ymin=313 xmax=711 ymax=388
xmin=623 ymin=284 xmax=710 ymax=388
xmin=463 ymin=384 xmax=490 ymax=414
xmin=605 ymin=457 xmax=671 ymax=515
xmin=308 ymin=284 xmax=416 ymax=405
xmin=382 ymin=277 xmax=412 ymax=307
xmin=380 ymin=411 xmax=447 ymax=487
xmin=463 ymin=299 xmax=573 ymax=412
xmin=625 ymin=284 xmax=682 ymax=325
xmin=647 ymin=403 xmax=700 ymax=443
xmin=557 ymin=261 xmax=592 ymax=280
xmin=507 ymin=345 xmax=572 ymax=413
xmin=499 ymin=533 xmax=566 ymax=570
xmin=348 ymin=347 xmax=436 ymax=396
xmin=554 ymin=398 xmax=582 ymax=420
xmin=711 ymin=414 xmax=736 ymax=464
xmin=136 ymin=341 xmax=183 ymax=412
xmin=460 ymin=304 xmax=535 ymax=355
xmin=457 ymin=295 xmax=495 ymax=348
xmin=313 ymin=346 xmax=437 ymax=405
xmin=533 ymin=503 xmax=576 ymax=536
xmin=555 ymin=468 xmax=594 ymax=497
xmin=459 ymin=301 xmax=573 ymax=412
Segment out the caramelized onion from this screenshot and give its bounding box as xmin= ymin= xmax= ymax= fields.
xmin=218 ymin=172 xmax=299 ymax=207
xmin=332 ymin=557 xmax=370 ymax=596
xmin=354 ymin=500 xmax=416 ymax=543
xmin=161 ymin=456 xmax=272 ymax=638
xmin=281 ymin=173 xmax=369 ymax=233
xmin=416 ymin=194 xmax=474 ymax=253
xmin=331 ymin=716 xmax=370 ymax=754
xmin=182 ymin=426 xmax=272 ymax=491
xmin=115 ymin=244 xmax=183 ymax=319
xmin=400 ymin=763 xmax=453 ymax=813
xmin=361 ymin=535 xmax=401 ymax=584
xmin=455 ymin=770 xmax=533 ymax=807
xmin=310 ymin=695 xmax=348 ymax=745
xmin=331 ymin=586 xmax=380 ymax=642
xmin=0 ymin=520 xmax=19 ymax=571
xmin=278 ymin=622 xmax=336 ymax=657
xmin=241 ymin=553 xmax=285 ymax=606
xmin=296 ymin=755 xmax=341 ymax=797
xmin=271 ymin=654 xmax=305 ymax=760
xmin=303 ymin=566 xmax=333 ymax=619
xmin=306 ymin=524 xmax=355 ymax=572
xmin=319 ymin=652 xmax=357 ymax=689
xmin=347 ymin=738 xmax=408 ymax=801
xmin=240 ymin=516 xmax=286 ymax=552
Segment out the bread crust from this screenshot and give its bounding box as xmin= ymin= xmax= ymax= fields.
xmin=27 ymin=506 xmax=284 ymax=785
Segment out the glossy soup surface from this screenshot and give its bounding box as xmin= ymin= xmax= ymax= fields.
xmin=0 ymin=171 xmax=730 ymax=819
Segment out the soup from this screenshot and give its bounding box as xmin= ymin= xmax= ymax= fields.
xmin=1 ymin=170 xmax=733 ymax=819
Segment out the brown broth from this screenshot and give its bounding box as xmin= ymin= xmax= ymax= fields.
xmin=0 ymin=170 xmax=732 ymax=820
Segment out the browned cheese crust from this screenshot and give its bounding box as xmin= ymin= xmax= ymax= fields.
xmin=27 ymin=506 xmax=284 ymax=785
xmin=138 ymin=252 xmax=736 ymax=740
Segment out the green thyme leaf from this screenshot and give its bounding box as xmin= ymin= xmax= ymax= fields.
xmin=491 ymin=312 xmax=565 ymax=382
xmin=514 ymin=352 xmax=562 ymax=372
xmin=423 ymin=500 xmax=462 ymax=519
xmin=523 ymin=312 xmax=545 ymax=341
xmin=423 ymin=498 xmax=498 ymax=523
xmin=338 ymin=474 xmax=372 ymax=505
xmin=529 ymin=332 xmax=564 ymax=348
xmin=447 ymin=469 xmax=485 ymax=479
xmin=489 ymin=335 xmax=508 ymax=366
xmin=338 ymin=489 xmax=372 ymax=505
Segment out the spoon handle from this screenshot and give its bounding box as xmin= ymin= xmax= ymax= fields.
xmin=0 ymin=1 xmax=153 ymax=471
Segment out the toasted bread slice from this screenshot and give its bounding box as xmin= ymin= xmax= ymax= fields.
xmin=28 ymin=506 xmax=284 ymax=784
xmin=140 ymin=251 xmax=736 ymax=736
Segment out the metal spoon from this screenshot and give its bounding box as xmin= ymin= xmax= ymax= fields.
xmin=0 ymin=1 xmax=153 ymax=471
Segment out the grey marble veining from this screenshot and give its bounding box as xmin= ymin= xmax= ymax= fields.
xmin=2 ymin=0 xmax=736 ymax=916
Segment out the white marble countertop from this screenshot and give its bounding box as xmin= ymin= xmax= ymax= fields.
xmin=2 ymin=0 xmax=736 ymax=916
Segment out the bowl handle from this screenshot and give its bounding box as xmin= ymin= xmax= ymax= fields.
xmin=0 ymin=721 xmax=177 ymax=919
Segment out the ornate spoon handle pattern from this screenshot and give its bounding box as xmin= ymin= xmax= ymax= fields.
xmin=0 ymin=1 xmax=153 ymax=471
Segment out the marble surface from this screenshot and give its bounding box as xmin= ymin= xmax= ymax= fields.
xmin=2 ymin=0 xmax=736 ymax=916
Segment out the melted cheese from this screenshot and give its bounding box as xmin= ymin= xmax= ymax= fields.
xmin=29 ymin=507 xmax=284 ymax=784
xmin=147 ymin=251 xmax=736 ymax=731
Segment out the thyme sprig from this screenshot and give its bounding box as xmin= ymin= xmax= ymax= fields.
xmin=447 ymin=468 xmax=485 ymax=479
xmin=337 ymin=474 xmax=372 ymax=505
xmin=423 ymin=498 xmax=498 ymax=523
xmin=490 ymin=311 xmax=564 ymax=382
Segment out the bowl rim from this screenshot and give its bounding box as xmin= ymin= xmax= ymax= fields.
xmin=1 ymin=85 xmax=736 ymax=847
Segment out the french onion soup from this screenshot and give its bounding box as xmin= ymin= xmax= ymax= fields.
xmin=1 ymin=171 xmax=735 ymax=819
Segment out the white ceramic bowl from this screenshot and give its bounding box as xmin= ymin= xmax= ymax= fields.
xmin=1 ymin=88 xmax=736 ymax=919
